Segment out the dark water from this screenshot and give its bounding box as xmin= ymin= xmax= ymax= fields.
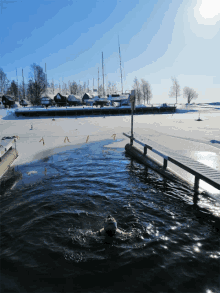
xmin=0 ymin=140 xmax=219 ymax=293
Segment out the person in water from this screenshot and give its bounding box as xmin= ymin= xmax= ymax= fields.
xmin=95 ymin=215 xmax=131 ymax=237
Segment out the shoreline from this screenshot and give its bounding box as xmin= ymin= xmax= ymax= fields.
xmin=1 ymin=107 xmax=220 ymax=195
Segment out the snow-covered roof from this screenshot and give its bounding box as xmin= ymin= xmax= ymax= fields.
xmin=68 ymin=95 xmax=81 ymax=101
xmin=108 ymin=95 xmax=129 ymax=101
xmin=83 ymin=93 xmax=94 ymax=100
xmin=41 ymin=97 xmax=51 ymax=102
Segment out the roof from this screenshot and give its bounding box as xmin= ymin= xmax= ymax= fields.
xmin=54 ymin=93 xmax=67 ymax=103
xmin=41 ymin=96 xmax=53 ymax=101
xmin=108 ymin=95 xmax=129 ymax=101
xmin=40 ymin=93 xmax=55 ymax=100
xmin=68 ymin=95 xmax=81 ymax=101
xmin=83 ymin=93 xmax=94 ymax=100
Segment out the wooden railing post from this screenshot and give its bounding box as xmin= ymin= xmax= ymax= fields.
xmin=163 ymin=158 xmax=168 ymax=170
xmin=194 ymin=176 xmax=199 ymax=192
xmin=144 ymin=145 xmax=147 ymax=156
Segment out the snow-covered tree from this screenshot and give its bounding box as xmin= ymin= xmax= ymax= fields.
xmin=141 ymin=79 xmax=152 ymax=104
xmin=51 ymin=79 xmax=55 ymax=95
xmin=98 ymin=84 xmax=105 ymax=97
xmin=70 ymin=81 xmax=78 ymax=95
xmin=169 ymin=77 xmax=181 ymax=104
xmin=0 ymin=68 xmax=9 ymax=94
xmin=132 ymin=77 xmax=141 ymax=104
xmin=183 ymin=86 xmax=198 ymax=104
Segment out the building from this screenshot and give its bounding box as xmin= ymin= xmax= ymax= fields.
xmin=1 ymin=95 xmax=15 ymax=108
xmin=54 ymin=93 xmax=67 ymax=107
xmin=67 ymin=95 xmax=82 ymax=106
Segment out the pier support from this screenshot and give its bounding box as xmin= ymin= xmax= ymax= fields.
xmin=163 ymin=158 xmax=168 ymax=170
xmin=194 ymin=176 xmax=200 ymax=192
xmin=125 ymin=144 xmax=179 ymax=182
xmin=144 ymin=145 xmax=147 ymax=156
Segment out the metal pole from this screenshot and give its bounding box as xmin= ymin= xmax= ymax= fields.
xmin=130 ymin=90 xmax=135 ymax=145
xmin=102 ymin=52 xmax=104 ymax=97
xmin=131 ymin=101 xmax=134 ymax=145
xmin=22 ymin=69 xmax=25 ymax=100
xmin=118 ymin=35 xmax=123 ymax=95
xmin=16 ymin=68 xmax=19 ymax=103
xmin=45 ymin=63 xmax=47 ymax=95
xmin=98 ymin=68 xmax=99 ymax=95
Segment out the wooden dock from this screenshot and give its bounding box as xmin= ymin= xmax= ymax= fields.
xmin=15 ymin=105 xmax=176 ymax=117
xmin=0 ymin=138 xmax=18 ymax=179
xmin=123 ymin=132 xmax=220 ymax=192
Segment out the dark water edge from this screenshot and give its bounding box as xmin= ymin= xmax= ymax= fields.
xmin=0 ymin=139 xmax=220 ymax=293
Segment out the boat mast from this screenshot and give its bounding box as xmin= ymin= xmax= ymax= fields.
xmin=98 ymin=67 xmax=100 ymax=95
xmin=16 ymin=68 xmax=19 ymax=103
xmin=118 ymin=35 xmax=123 ymax=95
xmin=45 ymin=63 xmax=47 ymax=95
xmin=22 ymin=69 xmax=25 ymax=100
xmin=102 ymin=52 xmax=104 ymax=97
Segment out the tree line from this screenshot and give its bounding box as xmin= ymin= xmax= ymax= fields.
xmin=0 ymin=64 xmax=120 ymax=105
xmin=132 ymin=76 xmax=198 ymax=104
xmin=1 ymin=65 xmax=198 ymax=105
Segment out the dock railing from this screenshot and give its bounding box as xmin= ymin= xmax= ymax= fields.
xmin=123 ymin=132 xmax=220 ymax=193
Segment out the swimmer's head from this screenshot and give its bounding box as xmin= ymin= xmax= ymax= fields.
xmin=104 ymin=215 xmax=117 ymax=236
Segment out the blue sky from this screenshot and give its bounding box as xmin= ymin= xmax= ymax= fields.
xmin=1 ymin=0 xmax=220 ymax=103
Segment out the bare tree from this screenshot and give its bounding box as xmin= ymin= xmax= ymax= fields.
xmin=70 ymin=81 xmax=78 ymax=95
xmin=51 ymin=79 xmax=55 ymax=95
xmin=107 ymin=81 xmax=112 ymax=96
xmin=132 ymin=77 xmax=141 ymax=104
xmin=141 ymin=79 xmax=152 ymax=104
xmin=98 ymin=84 xmax=105 ymax=97
xmin=27 ymin=63 xmax=47 ymax=105
xmin=62 ymin=82 xmax=68 ymax=95
xmin=83 ymin=82 xmax=87 ymax=93
xmin=169 ymin=77 xmax=181 ymax=104
xmin=183 ymin=86 xmax=198 ymax=104
xmin=7 ymin=80 xmax=18 ymax=100
xmin=0 ymin=68 xmax=9 ymax=94
xmin=107 ymin=81 xmax=117 ymax=96
xmin=77 ymin=83 xmax=83 ymax=97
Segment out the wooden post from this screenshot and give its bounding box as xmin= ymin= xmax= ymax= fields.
xmin=194 ymin=176 xmax=199 ymax=192
xmin=130 ymin=90 xmax=135 ymax=146
xmin=131 ymin=101 xmax=134 ymax=145
xmin=144 ymin=145 xmax=147 ymax=156
xmin=163 ymin=158 xmax=168 ymax=170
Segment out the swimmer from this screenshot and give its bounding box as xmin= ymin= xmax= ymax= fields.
xmin=94 ymin=215 xmax=132 ymax=237
xmin=26 ymin=170 xmax=38 ymax=175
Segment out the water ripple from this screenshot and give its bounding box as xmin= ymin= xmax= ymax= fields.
xmin=0 ymin=140 xmax=219 ymax=293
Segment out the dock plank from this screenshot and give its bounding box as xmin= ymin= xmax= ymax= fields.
xmin=124 ymin=132 xmax=220 ymax=190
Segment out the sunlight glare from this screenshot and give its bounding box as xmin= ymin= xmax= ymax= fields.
xmin=193 ymin=0 xmax=220 ymax=28
xmin=199 ymin=0 xmax=220 ymax=19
